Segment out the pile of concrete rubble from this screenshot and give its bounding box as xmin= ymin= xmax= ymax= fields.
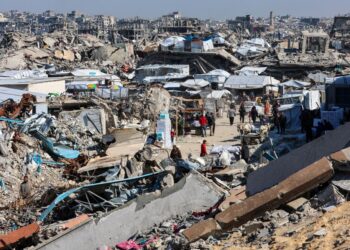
xmin=0 ymin=32 xmax=135 ymax=72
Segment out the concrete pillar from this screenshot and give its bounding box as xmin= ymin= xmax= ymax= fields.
xmin=302 ymin=36 xmax=307 ymax=54
xmin=325 ymin=37 xmax=330 ymax=54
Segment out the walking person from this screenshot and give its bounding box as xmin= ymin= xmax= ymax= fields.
xmin=276 ymin=112 xmax=281 ymax=133
xmin=228 ymin=106 xmax=236 ymax=126
xmin=206 ymin=113 xmax=213 ymax=136
xmin=239 ymin=102 xmax=246 ymax=123
xmin=250 ymin=106 xmax=258 ymax=124
xmin=211 ymin=113 xmax=216 ymax=135
xmin=199 ymin=113 xmax=208 ymax=137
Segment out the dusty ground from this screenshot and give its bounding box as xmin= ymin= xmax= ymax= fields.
xmin=176 ymin=116 xmax=241 ymax=157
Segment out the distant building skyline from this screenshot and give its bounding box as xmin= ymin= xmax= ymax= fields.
xmin=1 ymin=0 xmax=349 ymax=20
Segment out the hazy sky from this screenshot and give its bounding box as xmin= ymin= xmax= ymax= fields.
xmin=1 ymin=0 xmax=349 ymax=19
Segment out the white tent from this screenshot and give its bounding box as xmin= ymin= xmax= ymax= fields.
xmin=160 ymin=36 xmax=185 ymax=51
xmin=181 ymin=79 xmax=210 ymax=89
xmin=237 ymin=66 xmax=267 ymax=76
xmin=206 ymin=90 xmax=232 ymax=99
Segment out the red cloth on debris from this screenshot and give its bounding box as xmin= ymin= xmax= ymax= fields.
xmin=116 ymin=241 xmax=141 ymax=250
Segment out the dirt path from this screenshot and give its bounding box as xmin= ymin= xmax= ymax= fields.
xmin=176 ymin=116 xmax=241 ymax=158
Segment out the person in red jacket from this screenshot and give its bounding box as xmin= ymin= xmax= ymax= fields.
xmin=200 ymin=140 xmax=208 ymax=157
xmin=199 ymin=114 xmax=208 ymax=137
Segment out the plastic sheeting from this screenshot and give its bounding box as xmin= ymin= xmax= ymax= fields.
xmin=194 ymin=69 xmax=231 ymax=84
xmin=206 ymin=90 xmax=232 ymax=99
xmin=237 ymin=67 xmax=267 ymax=76
xmin=181 ymin=79 xmax=210 ymax=89
xmin=0 ymin=70 xmax=48 ymax=79
xmin=71 ymin=69 xmax=108 ymax=77
xmin=281 ymin=80 xmax=311 ymax=89
xmin=279 ymin=104 xmax=302 ymax=131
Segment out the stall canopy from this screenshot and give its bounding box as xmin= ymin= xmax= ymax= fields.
xmin=224 ymin=75 xmax=280 ymax=90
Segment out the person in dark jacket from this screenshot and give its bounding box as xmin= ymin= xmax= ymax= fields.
xmin=304 ymin=110 xmax=314 ymax=142
xmin=239 ymin=103 xmax=246 ymax=123
xmin=279 ymin=112 xmax=287 ymax=134
xmin=170 ymin=145 xmax=182 ymax=160
xmin=241 ymin=141 xmax=250 ymax=163
xmin=206 ymin=113 xmax=214 ymax=136
xmin=250 ymin=106 xmax=258 ymax=123
xmin=211 ymin=113 xmax=216 ymax=135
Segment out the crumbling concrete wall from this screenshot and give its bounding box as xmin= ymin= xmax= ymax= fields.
xmin=36 ymin=173 xmax=223 ymax=250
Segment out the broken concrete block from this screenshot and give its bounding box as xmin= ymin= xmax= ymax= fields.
xmin=314 ymin=228 xmax=327 ymax=237
xmin=330 ymin=147 xmax=350 ymax=163
xmin=219 ymin=186 xmax=246 ymax=211
xmin=286 ymin=197 xmax=309 ymax=211
xmin=43 ymin=37 xmax=56 ymax=48
xmin=213 ymin=167 xmax=243 ymax=182
xmin=63 ymin=50 xmax=75 ymax=61
xmin=182 ymin=218 xmax=221 ymax=242
xmin=243 ymin=222 xmax=264 ymax=234
xmin=161 ymin=173 xmax=174 ymax=188
xmin=54 ymin=50 xmax=64 ymax=60
xmin=215 ymin=157 xmax=333 ymax=230
xmin=165 ymin=166 xmax=176 ymax=175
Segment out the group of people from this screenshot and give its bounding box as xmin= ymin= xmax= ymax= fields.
xmin=170 ymin=139 xmax=208 ymax=162
xmin=227 ymin=102 xmax=260 ymax=125
xmin=227 ymin=103 xmax=247 ymax=125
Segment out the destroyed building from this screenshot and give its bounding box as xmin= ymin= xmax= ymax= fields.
xmin=155 ymin=12 xmax=203 ymax=34
xmin=227 ymin=15 xmax=253 ymax=33
xmin=0 ymin=6 xmax=350 ymax=250
xmin=117 ymin=18 xmax=151 ymax=41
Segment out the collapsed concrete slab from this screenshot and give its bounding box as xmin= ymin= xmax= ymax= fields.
xmin=216 ymin=157 xmax=333 ymax=230
xmin=36 ymin=173 xmax=224 ymax=250
xmin=247 ymin=123 xmax=350 ymax=196
xmin=182 ymin=157 xmax=333 ymax=242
